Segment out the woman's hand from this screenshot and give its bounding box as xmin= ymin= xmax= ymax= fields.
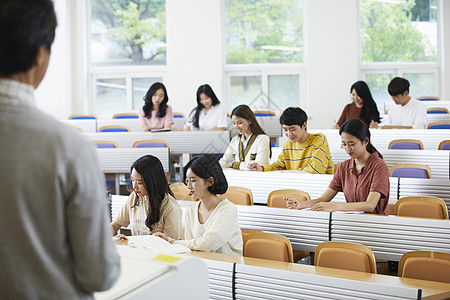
xmin=332 ymin=123 xmax=340 ymax=129
xmin=153 ymin=232 xmax=169 ymax=241
xmin=248 ymin=162 xmax=263 ymax=171
xmin=286 ymin=198 xmax=301 ymax=209
xmin=311 ymin=202 xmax=337 ymax=212
xmin=114 ymin=234 xmax=128 ymax=240
xmin=369 ymin=120 xmax=378 ymax=129
xmin=227 ymin=162 xmax=233 ymax=168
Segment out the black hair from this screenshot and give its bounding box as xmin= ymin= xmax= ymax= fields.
xmin=230 ymin=105 xmax=266 ymax=136
xmin=351 ymin=81 xmax=381 ymax=125
xmin=142 ymin=82 xmax=169 ymax=119
xmin=183 ymin=154 xmax=228 ymax=195
xmin=339 ymin=119 xmax=383 ymax=159
xmin=0 ymin=0 xmax=57 ymax=75
xmin=279 ymin=107 xmax=308 ymax=129
xmin=190 ymin=84 xmax=221 ymax=129
xmin=130 ymin=155 xmax=172 ymax=230
xmin=388 ymin=77 xmax=410 ymax=96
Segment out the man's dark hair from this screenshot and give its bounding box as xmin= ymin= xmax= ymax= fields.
xmin=279 ymin=107 xmax=308 ymax=128
xmin=388 ymin=77 xmax=410 ymax=96
xmin=0 ymin=0 xmax=57 ymax=75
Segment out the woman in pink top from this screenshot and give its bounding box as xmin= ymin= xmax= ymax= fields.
xmin=139 ymin=82 xmax=174 ymax=131
xmin=287 ymin=119 xmax=389 ymax=214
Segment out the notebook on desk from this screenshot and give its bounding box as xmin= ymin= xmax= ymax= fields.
xmin=150 ymin=128 xmax=171 ymax=132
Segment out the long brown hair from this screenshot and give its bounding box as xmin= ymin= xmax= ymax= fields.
xmin=230 ymin=105 xmax=266 ymax=136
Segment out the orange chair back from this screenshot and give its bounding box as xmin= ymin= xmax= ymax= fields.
xmin=388 ymin=139 xmax=424 ymax=150
xmin=243 ymin=232 xmax=294 ymax=263
xmin=399 ymin=251 xmax=450 ymax=283
xmin=169 ymin=183 xmax=194 ymax=201
xmin=267 ymin=189 xmax=310 ymax=208
xmin=218 ymin=186 xmax=253 ymax=206
xmin=315 ymin=241 xmax=377 ymax=274
xmin=395 ymin=196 xmax=448 ymax=219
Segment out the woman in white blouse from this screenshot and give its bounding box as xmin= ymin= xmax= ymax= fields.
xmin=111 ymin=155 xmax=182 ymax=239
xmin=154 ymin=154 xmax=243 ymax=256
xmin=184 ymin=84 xmax=228 ymax=131
xmin=219 ymin=104 xmax=271 ymax=170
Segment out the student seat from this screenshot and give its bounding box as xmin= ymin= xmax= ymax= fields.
xmin=438 ymin=140 xmax=450 ymax=150
xmin=243 ymin=232 xmax=294 ymax=263
xmin=253 ymin=110 xmax=276 ymax=117
xmin=218 ymin=186 xmax=253 ymax=206
xmin=112 ymin=113 xmax=139 ymax=119
xmin=389 ymin=163 xmax=432 ymax=179
xmin=314 ymin=241 xmax=377 ymax=274
xmin=416 ymin=96 xmax=440 ymax=101
xmin=68 ymin=114 xmax=97 ymax=120
xmin=428 ymin=121 xmax=450 ymax=129
xmin=98 ymin=125 xmax=130 ymax=132
xmin=395 ymin=196 xmax=448 ymax=220
xmin=267 ymin=189 xmax=311 ymax=208
xmin=427 ymin=107 xmax=449 ymax=114
xmin=388 ymin=139 xmax=423 ymax=150
xmin=93 ymin=140 xmax=118 ymax=193
xmin=398 ymin=251 xmax=450 ymax=283
xmin=173 ymin=112 xmax=185 ymax=118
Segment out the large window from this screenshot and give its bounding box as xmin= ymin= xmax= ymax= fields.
xmin=224 ymin=0 xmax=304 ymax=111
xmin=89 ymin=0 xmax=166 ymax=114
xmin=360 ymin=0 xmax=439 ymax=109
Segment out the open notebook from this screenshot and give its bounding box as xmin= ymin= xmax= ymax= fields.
xmin=126 ymin=235 xmax=191 ymax=254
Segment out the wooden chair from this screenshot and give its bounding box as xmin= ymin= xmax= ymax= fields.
xmin=416 ymin=96 xmax=440 ymax=101
xmin=173 ymin=112 xmax=185 ymax=118
xmin=169 ymin=182 xmax=194 ymax=201
xmin=253 ymin=110 xmax=276 ymax=117
xmin=267 ymin=189 xmax=310 ymax=208
xmin=112 ymin=113 xmax=139 ymax=119
xmin=438 ymin=140 xmax=450 ymax=150
xmin=243 ymin=232 xmax=294 ymax=263
xmin=389 ymin=163 xmax=432 ymax=179
xmin=384 ymin=203 xmax=396 ymax=215
xmin=314 ymin=241 xmax=377 ymax=274
xmin=218 ymin=186 xmax=253 ymax=206
xmin=428 ymin=121 xmax=450 ymax=129
xmin=395 ymin=196 xmax=448 ymax=220
xmin=427 ymin=107 xmax=449 ymax=114
xmin=398 ymin=251 xmax=450 ymax=283
xmin=132 ymin=139 xmax=170 ymax=148
xmin=69 ymin=114 xmax=97 ymax=120
xmin=93 ymin=140 xmax=118 ymax=148
xmin=388 ymin=139 xmax=424 ymax=150
xmin=98 ymin=125 xmax=130 ymax=132
xmin=241 ymin=228 xmax=264 ymax=248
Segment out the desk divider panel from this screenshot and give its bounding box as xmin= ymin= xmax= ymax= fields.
xmin=236 ymin=206 xmax=329 ymax=252
xmin=85 ymin=131 xmax=230 ymax=154
xmin=234 ymin=264 xmax=420 ymax=300
xmin=398 ymin=177 xmax=450 ymax=215
xmin=223 ymin=170 xmax=346 ymax=205
xmin=200 ymin=259 xmax=234 ymax=300
xmin=62 ymin=119 xmax=97 ymax=132
xmin=96 ymin=119 xmax=141 ymax=132
xmin=96 ymin=148 xmax=170 ymax=173
xmin=330 ymin=213 xmax=450 ymax=261
xmin=318 ymin=129 xmax=450 ymax=150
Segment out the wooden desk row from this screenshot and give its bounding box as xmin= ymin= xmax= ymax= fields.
xmin=110 ymin=196 xmax=450 ymax=263
xmin=316 ymin=129 xmax=450 ymax=150
xmin=96 ymin=148 xmax=170 ymax=173
xmin=187 ymin=251 xmax=450 ymax=300
xmin=270 ymin=147 xmax=450 ymax=179
xmin=222 ymin=169 xmax=450 ymax=213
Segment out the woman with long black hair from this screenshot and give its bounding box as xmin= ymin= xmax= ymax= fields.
xmin=288 ymin=119 xmax=389 ymax=214
xmin=334 ymin=81 xmax=380 ymax=129
xmin=139 ymin=82 xmax=174 ymax=131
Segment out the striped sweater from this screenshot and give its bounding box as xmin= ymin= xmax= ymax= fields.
xmin=262 ymin=133 xmax=334 ymax=174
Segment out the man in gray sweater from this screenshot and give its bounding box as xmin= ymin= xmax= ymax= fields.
xmin=0 ymin=0 xmax=120 ymax=298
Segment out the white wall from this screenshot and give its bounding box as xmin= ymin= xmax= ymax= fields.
xmin=166 ymin=0 xmax=223 ymax=115
xmin=35 ymin=0 xmax=71 ymax=118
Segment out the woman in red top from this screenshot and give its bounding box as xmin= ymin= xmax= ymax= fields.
xmin=287 ymin=119 xmax=389 ymax=214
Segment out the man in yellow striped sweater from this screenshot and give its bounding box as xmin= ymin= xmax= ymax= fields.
xmin=249 ymin=107 xmax=334 ymax=174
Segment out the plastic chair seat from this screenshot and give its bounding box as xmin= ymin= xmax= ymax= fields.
xmin=390 ymin=168 xmax=429 ymax=179
xmin=245 ymin=239 xmax=290 ymax=262
xmin=403 ymin=258 xmax=450 ymax=283
xmin=317 ymin=248 xmax=372 ymax=273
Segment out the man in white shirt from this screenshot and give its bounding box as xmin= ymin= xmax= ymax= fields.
xmin=381 ymin=77 xmax=427 ymax=129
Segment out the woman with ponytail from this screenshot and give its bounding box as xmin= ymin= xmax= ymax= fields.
xmin=287 ymin=119 xmax=389 ymax=214
xmin=111 ymin=155 xmax=182 ymax=239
